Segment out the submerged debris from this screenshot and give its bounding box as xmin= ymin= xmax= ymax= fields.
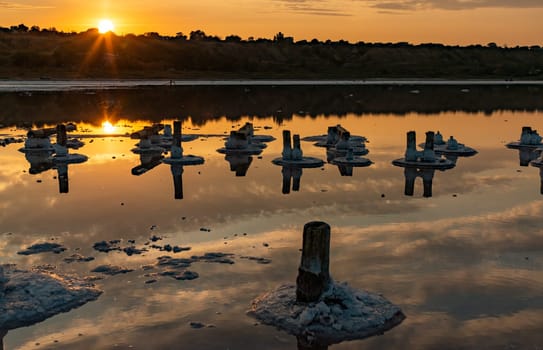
xmin=150 ymin=235 xmax=163 ymax=242
xmin=123 ymin=246 xmax=147 ymax=256
xmin=240 ymin=256 xmax=272 ymax=264
xmin=156 ymin=256 xmax=193 ymax=268
xmin=189 ymin=321 xmax=206 ymax=329
xmin=0 ymin=265 xmax=102 ymax=330
xmin=91 ymin=265 xmax=134 ymax=276
xmin=17 ymin=243 xmax=67 ymax=255
xmin=191 ymin=252 xmax=235 ymax=264
xmin=63 ymin=254 xmax=95 ymax=263
xmin=92 ymin=240 xmax=121 ymax=253
xmin=172 ymin=270 xmax=199 ymax=280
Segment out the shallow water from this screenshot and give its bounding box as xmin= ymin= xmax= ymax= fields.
xmin=1 ymin=88 xmax=543 ymax=349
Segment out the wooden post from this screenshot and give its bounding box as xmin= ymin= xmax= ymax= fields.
xmin=56 ymin=124 xmax=67 ymax=146
xmin=282 ymin=130 xmax=292 ymax=160
xmin=296 ymin=221 xmax=331 ymax=303
xmin=130 ymin=124 xmax=164 ymax=139
xmin=422 ymin=131 xmax=435 ymax=162
xmin=172 ymin=121 xmax=183 ymax=159
xmin=27 ymin=123 xmax=76 ymax=138
xmin=173 ymin=121 xmax=182 ymax=149
xmin=405 ymin=131 xmax=417 ymax=161
xmin=292 ymin=134 xmax=303 ymax=160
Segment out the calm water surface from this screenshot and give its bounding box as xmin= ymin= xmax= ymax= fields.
xmin=1 ymin=89 xmax=542 ymax=349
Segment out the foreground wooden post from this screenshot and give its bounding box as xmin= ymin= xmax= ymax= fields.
xmin=296 ymin=221 xmax=331 ymax=303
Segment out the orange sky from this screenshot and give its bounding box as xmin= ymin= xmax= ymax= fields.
xmin=1 ymin=0 xmax=542 ymax=45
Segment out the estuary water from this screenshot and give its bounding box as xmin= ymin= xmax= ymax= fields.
xmin=0 ymin=85 xmax=542 ymax=349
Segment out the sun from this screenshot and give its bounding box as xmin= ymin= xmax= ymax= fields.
xmin=98 ymin=19 xmax=115 ymax=34
xmin=102 ymin=121 xmax=115 ymax=133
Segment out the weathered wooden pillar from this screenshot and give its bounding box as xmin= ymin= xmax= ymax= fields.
xmin=422 ymin=131 xmax=435 ymax=162
xmin=296 ymin=221 xmax=331 ymax=303
xmin=282 ymin=130 xmax=292 ymax=160
xmin=173 ymin=121 xmax=182 ymax=149
xmin=172 ymin=121 xmax=183 ymax=159
xmin=292 ymin=134 xmax=303 ymax=160
xmin=405 ymin=131 xmax=417 ymax=161
xmin=57 ymin=124 xmax=67 ymax=146
xmin=55 ymin=124 xmax=68 ymax=156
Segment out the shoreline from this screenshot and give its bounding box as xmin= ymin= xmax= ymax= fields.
xmin=1 ymin=79 xmax=543 ymax=92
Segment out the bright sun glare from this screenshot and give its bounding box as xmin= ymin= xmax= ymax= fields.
xmin=102 ymin=121 xmax=115 ymax=133
xmin=98 ymin=19 xmax=115 ymax=34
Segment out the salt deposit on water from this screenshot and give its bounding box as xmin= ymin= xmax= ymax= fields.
xmin=248 ymin=281 xmax=405 ymax=346
xmin=0 ymin=265 xmax=101 ymax=330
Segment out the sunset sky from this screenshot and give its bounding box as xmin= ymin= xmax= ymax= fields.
xmin=0 ymin=0 xmax=542 ymax=45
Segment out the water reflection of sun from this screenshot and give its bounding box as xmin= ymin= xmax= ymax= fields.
xmin=102 ymin=121 xmax=115 ymax=133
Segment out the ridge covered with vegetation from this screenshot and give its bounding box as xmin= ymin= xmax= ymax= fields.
xmin=1 ymin=25 xmax=542 ymax=79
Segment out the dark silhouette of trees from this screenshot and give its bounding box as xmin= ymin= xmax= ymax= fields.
xmin=0 ymin=23 xmax=542 ymax=79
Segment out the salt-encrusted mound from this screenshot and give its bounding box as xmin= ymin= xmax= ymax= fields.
xmin=248 ymin=282 xmax=405 ymax=345
xmin=0 ymin=265 xmax=102 ymax=330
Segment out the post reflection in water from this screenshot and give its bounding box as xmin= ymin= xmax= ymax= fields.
xmin=3 ymin=100 xmax=543 ymax=350
xmin=297 ymin=336 xmax=328 ymax=350
xmin=403 ymin=167 xmax=437 ymax=198
xmin=170 ymin=164 xmax=184 ymax=199
xmin=0 ymin=329 xmax=6 ymax=350
xmin=161 ymin=121 xmax=204 ymax=199
xmin=131 ymin=150 xmax=164 ymax=176
xmin=24 ymin=150 xmax=54 ymax=174
xmin=225 ymin=154 xmax=253 ymax=177
xmin=282 ymin=166 xmax=302 ymax=194
xmin=517 ymin=146 xmax=541 ymax=167
xmin=20 ymin=123 xmax=88 ymax=194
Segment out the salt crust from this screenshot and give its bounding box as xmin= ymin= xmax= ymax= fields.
xmin=0 ymin=265 xmax=102 ymax=330
xmin=248 ymin=281 xmax=405 ymax=345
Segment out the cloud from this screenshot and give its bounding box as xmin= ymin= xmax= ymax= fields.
xmin=363 ymin=0 xmax=543 ymax=11
xmin=0 ymin=1 xmax=53 ymax=10
xmin=272 ymin=0 xmax=352 ymax=16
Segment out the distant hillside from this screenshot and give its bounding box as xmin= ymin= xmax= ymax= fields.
xmin=0 ymin=27 xmax=542 ymax=79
